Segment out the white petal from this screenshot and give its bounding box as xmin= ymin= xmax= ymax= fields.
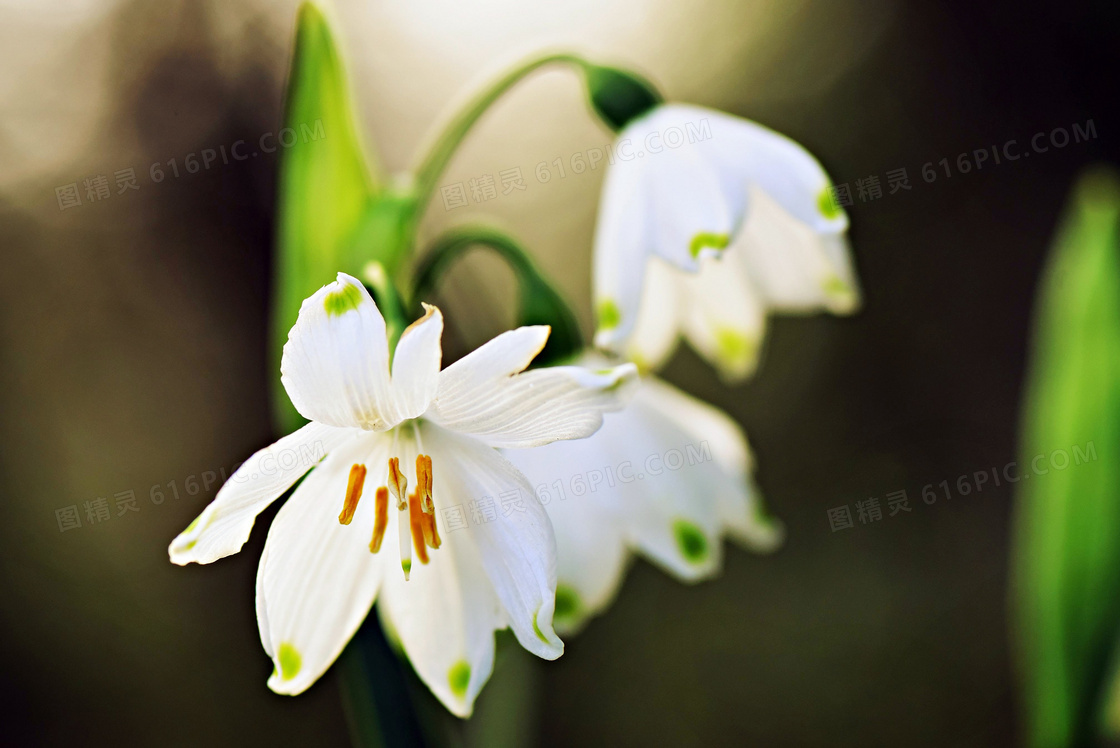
xmin=259 ymin=432 xmax=388 ymax=695
xmin=588 ymin=387 xmax=726 ymax=581
xmin=502 ymin=441 xmax=629 ymax=635
xmin=644 ymin=142 xmax=735 ymax=266
xmin=593 ymin=107 xmax=741 ymax=353
xmin=633 ymin=105 xmax=740 ymax=263
xmin=679 ymin=247 xmax=768 ymax=382
xmin=389 ymin=303 xmax=444 ymax=420
xmin=592 ymin=141 xmax=654 ymax=352
xmin=693 ymin=105 xmax=849 ymax=235
xmin=280 ymin=273 xmax=398 ymax=430
xmin=378 ymin=495 xmax=501 ymax=717
xmin=507 ymin=375 xmax=781 ymax=623
xmin=168 ymin=422 xmax=354 ymax=565
xmin=618 ymin=257 xmax=684 ymax=373
xmin=420 ymin=423 xmax=563 ymax=660
xmin=438 ymin=325 xmax=550 ymax=388
xmin=733 ymin=186 xmax=860 ymax=313
xmin=428 ymin=328 xmax=639 ymax=448
xmin=637 ymin=377 xmax=782 ymax=552
xmin=256 ymin=542 xmax=273 ymax=658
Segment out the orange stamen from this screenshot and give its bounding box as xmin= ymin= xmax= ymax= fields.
xmin=422 ymin=510 xmax=442 ymax=549
xmin=338 ymin=464 xmax=367 ymax=525
xmin=369 ymin=487 xmax=389 ymax=553
xmin=416 ymin=454 xmax=434 ymax=513
xmin=408 ymin=489 xmax=430 ymax=564
xmin=388 ymin=457 xmax=407 ymax=507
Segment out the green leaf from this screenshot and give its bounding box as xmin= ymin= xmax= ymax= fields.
xmin=1013 ymin=167 xmax=1120 ymax=748
xmin=271 ymin=2 xmax=381 ymax=433
xmin=414 ymin=227 xmax=583 ymax=366
xmin=338 ymin=615 xmax=429 ymax=748
xmin=582 ymin=64 xmax=662 ymax=131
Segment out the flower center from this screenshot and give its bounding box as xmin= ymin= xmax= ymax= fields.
xmin=339 ymin=454 xmax=440 ymax=581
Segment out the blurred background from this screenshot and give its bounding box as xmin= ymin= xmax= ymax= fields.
xmin=2 ymin=0 xmax=1119 ymax=745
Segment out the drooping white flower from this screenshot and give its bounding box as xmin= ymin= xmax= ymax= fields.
xmin=504 ymin=363 xmax=781 ymax=634
xmin=593 ymin=103 xmax=861 ymax=380
xmin=169 ymin=273 xmax=636 ymax=716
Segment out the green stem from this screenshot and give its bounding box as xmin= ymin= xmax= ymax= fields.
xmin=413 ymin=225 xmax=584 ymax=366
xmin=411 ymin=52 xmax=589 ymax=212
xmin=362 ymin=262 xmax=409 ymax=350
xmin=414 ymin=227 xmax=539 ymax=299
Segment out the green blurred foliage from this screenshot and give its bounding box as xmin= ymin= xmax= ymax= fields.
xmin=1013 ymin=167 xmax=1120 ymax=748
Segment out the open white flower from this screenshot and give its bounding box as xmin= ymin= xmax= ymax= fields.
xmin=593 ymin=103 xmax=861 ymax=380
xmin=504 ymin=364 xmax=781 ymax=634
xmin=169 ymin=273 xmax=637 ymax=716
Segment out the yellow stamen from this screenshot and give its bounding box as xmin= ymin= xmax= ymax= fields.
xmin=338 ymin=464 xmax=367 ymax=525
xmin=388 ymin=457 xmax=408 ymax=508
xmin=416 ymin=454 xmax=434 ymax=513
xmin=408 ymin=489 xmax=430 ymax=565
xmin=369 ymin=487 xmax=389 ymax=553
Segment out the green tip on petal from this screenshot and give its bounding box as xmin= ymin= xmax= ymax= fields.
xmin=821 ymin=275 xmax=859 ymax=313
xmin=714 ymin=327 xmax=756 ymax=366
xmin=183 ymin=514 xmax=203 ymax=534
xmin=277 ymin=642 xmax=302 ymax=681
xmin=554 ymin=584 xmax=581 ymax=624
xmin=532 ymin=610 xmax=550 ymax=643
xmin=672 ymin=519 xmax=710 ymax=564
xmin=689 ymin=232 xmax=729 ymax=259
xmin=817 ymin=186 xmax=844 ymax=220
xmin=323 ymin=282 xmax=365 ymax=316
xmin=822 ymin=275 xmax=849 ymax=297
xmin=629 ymin=351 xmax=652 ymax=374
xmin=401 ymin=559 xmax=412 ymax=576
xmin=596 ymin=299 xmax=622 ymax=331
xmin=448 ymin=660 xmax=471 ymax=699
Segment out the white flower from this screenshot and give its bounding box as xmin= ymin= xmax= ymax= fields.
xmin=503 ymin=365 xmax=781 ymax=634
xmin=593 ymin=103 xmax=861 ymax=380
xmin=168 ymin=273 xmax=636 ymax=716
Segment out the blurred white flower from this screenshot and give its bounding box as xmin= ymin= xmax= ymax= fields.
xmin=169 ymin=273 xmax=636 ymax=716
xmin=504 ymin=363 xmax=781 ymax=634
xmin=593 ymin=103 xmax=861 ymax=380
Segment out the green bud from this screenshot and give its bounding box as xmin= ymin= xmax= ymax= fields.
xmin=582 ymin=64 xmax=662 ymax=131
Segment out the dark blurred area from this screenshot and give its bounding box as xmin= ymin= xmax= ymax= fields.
xmin=1 ymin=0 xmax=1118 ymax=745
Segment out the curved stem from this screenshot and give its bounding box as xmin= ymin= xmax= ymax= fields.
xmin=413 ymin=225 xmax=584 ymax=366
xmin=414 ymin=226 xmax=538 ymax=298
xmin=411 ymin=52 xmax=589 ymax=212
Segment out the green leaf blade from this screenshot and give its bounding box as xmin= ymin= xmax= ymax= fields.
xmin=1014 ymin=167 xmax=1120 ymax=748
xmin=271 ymin=1 xmax=380 ymax=432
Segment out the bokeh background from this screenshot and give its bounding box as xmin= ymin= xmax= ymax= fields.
xmin=2 ymin=0 xmax=1119 ymax=745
